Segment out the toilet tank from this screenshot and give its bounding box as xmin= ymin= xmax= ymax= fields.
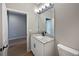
xmin=57 ymin=44 xmax=79 ymax=56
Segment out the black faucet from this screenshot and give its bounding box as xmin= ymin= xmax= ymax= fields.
xmin=42 ymin=31 xmax=46 ymax=36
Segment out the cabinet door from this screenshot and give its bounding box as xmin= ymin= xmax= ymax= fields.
xmin=31 ymin=36 xmax=36 ymax=55
xmin=44 ymin=41 xmax=54 ymax=56
xmin=35 ymin=40 xmax=44 ymax=56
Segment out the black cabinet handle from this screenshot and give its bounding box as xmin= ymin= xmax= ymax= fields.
xmin=0 ymin=48 xmax=3 ymax=51
xmin=3 ymin=45 xmax=8 ymax=50
xmin=0 ymin=45 xmax=8 ymax=51
xmin=34 ymin=43 xmax=36 ymax=48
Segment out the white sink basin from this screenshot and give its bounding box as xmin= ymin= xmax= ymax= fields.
xmin=36 ymin=36 xmax=43 ymax=39
xmin=36 ymin=36 xmax=54 ymax=44
xmin=33 ymin=34 xmax=54 ymax=44
xmin=33 ymin=34 xmax=43 ymax=39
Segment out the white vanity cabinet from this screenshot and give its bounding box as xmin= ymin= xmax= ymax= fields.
xmin=35 ymin=39 xmax=44 ymax=56
xmin=31 ymin=34 xmax=54 ymax=56
xmin=31 ymin=36 xmax=36 ymax=55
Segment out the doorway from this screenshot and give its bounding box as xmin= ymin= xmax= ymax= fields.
xmin=7 ymin=9 xmax=27 ymax=56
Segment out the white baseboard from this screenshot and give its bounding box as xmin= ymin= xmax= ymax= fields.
xmin=8 ymin=36 xmax=26 ymax=40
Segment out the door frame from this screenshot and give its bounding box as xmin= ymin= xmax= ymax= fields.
xmin=6 ymin=8 xmax=28 ymax=52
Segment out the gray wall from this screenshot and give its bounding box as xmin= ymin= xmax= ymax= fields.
xmin=55 ymin=3 xmax=79 ymax=51
xmin=8 ymin=12 xmax=26 ymax=40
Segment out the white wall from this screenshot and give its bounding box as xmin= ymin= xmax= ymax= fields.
xmin=0 ymin=4 xmax=2 ymax=50
xmin=8 ymin=12 xmax=26 ymax=40
xmin=2 ymin=4 xmax=8 ymax=56
xmin=0 ymin=3 xmax=9 ymax=56
xmin=6 ymin=3 xmax=36 ymax=33
xmin=55 ymin=3 xmax=79 ymax=52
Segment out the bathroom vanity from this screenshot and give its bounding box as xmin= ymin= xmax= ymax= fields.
xmin=31 ymin=34 xmax=54 ymax=56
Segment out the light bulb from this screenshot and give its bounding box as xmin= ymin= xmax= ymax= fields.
xmin=45 ymin=3 xmax=50 ymax=7
xmin=34 ymin=9 xmax=39 ymax=13
xmin=41 ymin=5 xmax=45 ymax=9
xmin=39 ymin=8 xmax=42 ymax=11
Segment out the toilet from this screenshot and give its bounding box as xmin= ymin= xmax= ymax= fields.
xmin=57 ymin=44 xmax=79 ymax=56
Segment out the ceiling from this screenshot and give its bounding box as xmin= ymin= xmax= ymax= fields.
xmin=33 ymin=3 xmax=44 ymax=7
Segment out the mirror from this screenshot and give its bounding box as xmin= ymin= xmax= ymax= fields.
xmin=35 ymin=4 xmax=54 ymax=37
xmin=45 ymin=18 xmax=54 ymax=37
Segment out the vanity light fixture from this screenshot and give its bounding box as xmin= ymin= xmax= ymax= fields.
xmin=34 ymin=3 xmax=54 ymax=14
